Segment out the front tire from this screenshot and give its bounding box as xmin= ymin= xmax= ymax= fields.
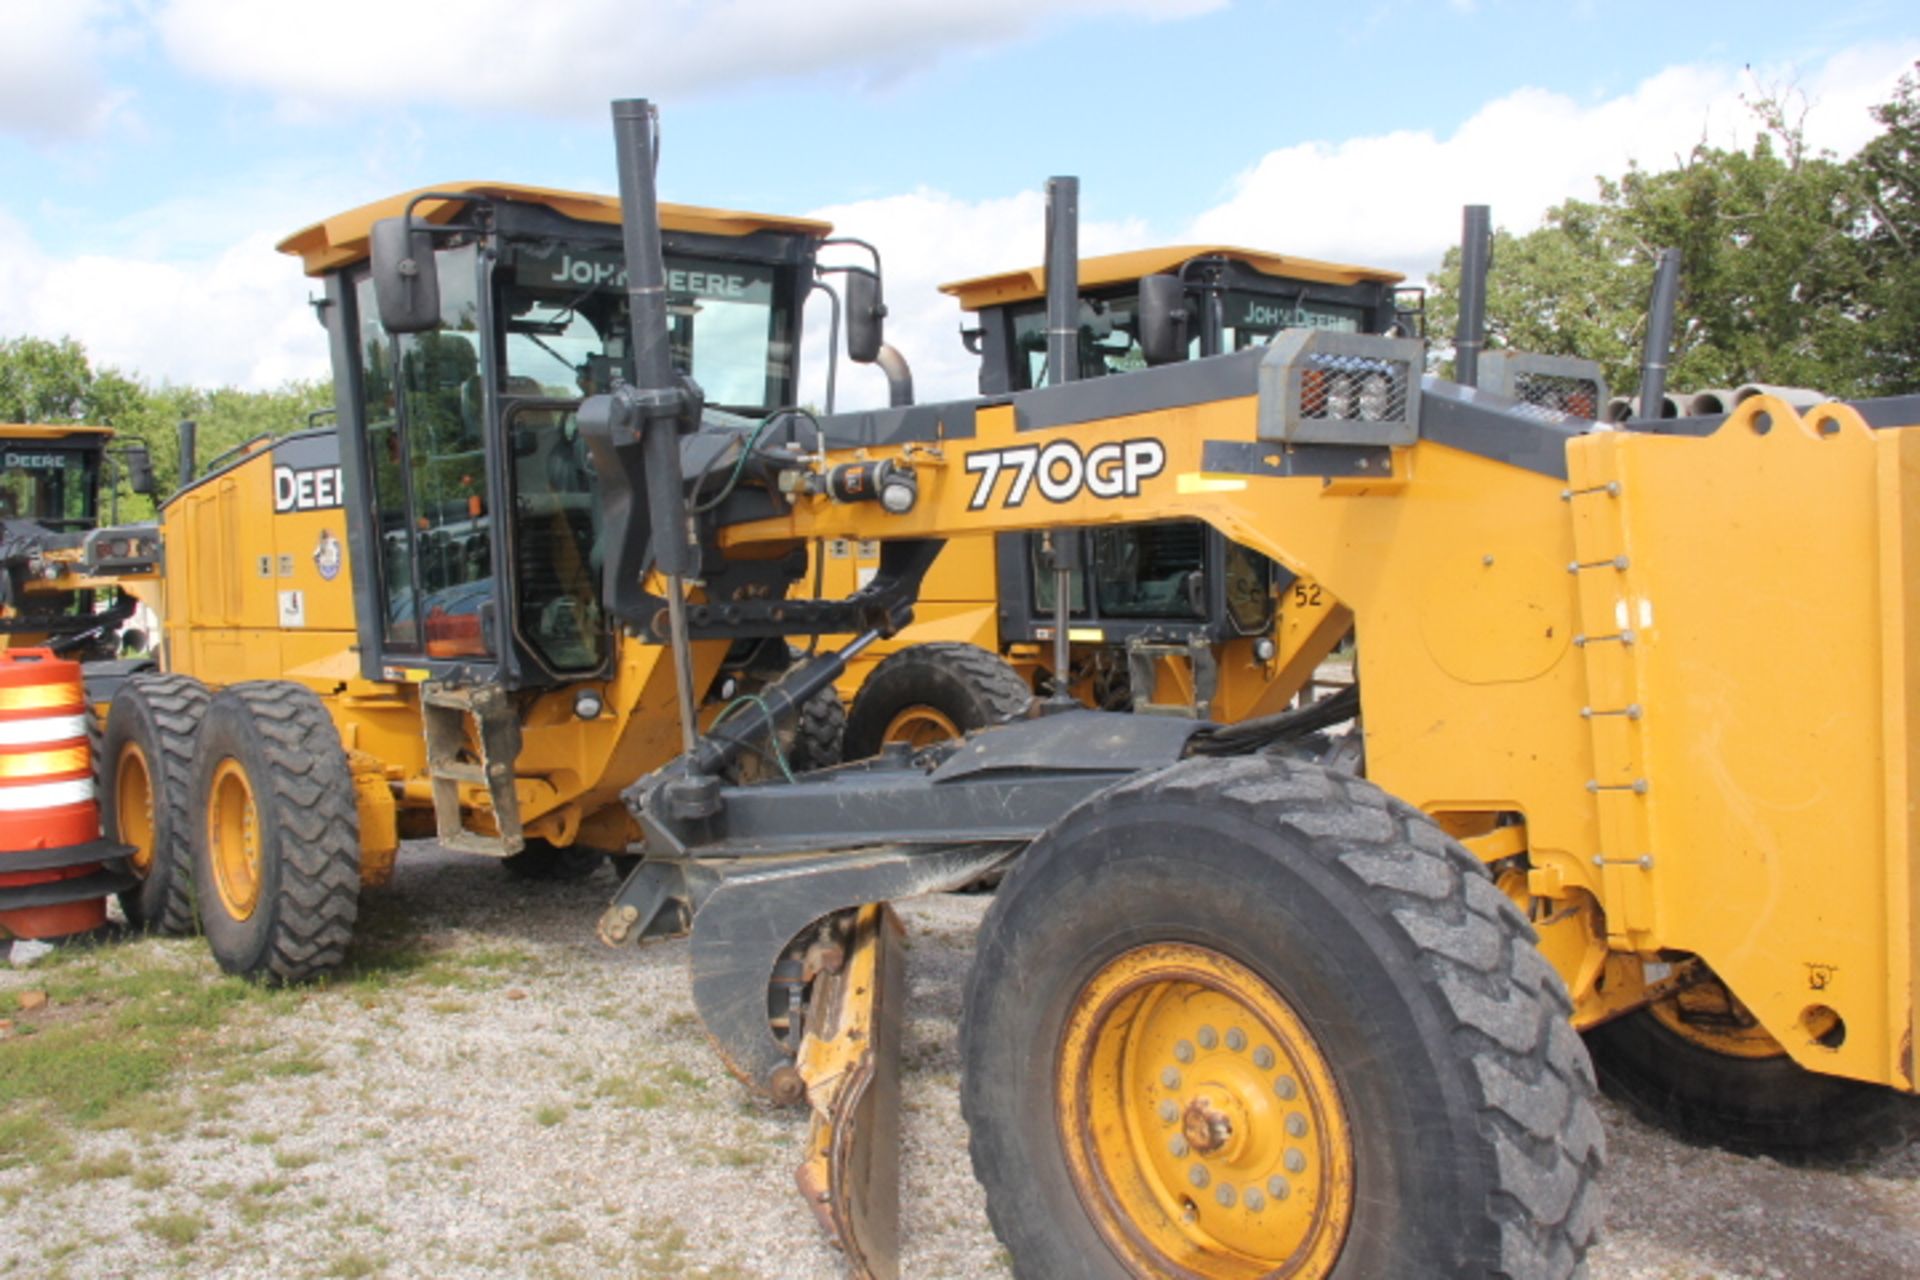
xmin=101 ymin=675 xmax=210 ymax=934
xmin=961 ymin=755 xmax=1603 ymax=1278
xmin=843 ymin=642 xmax=1031 ymax=759
xmin=191 ymin=682 xmax=360 ymax=983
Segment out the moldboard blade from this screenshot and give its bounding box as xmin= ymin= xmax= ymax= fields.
xmin=794 ymin=904 xmax=904 ymax=1280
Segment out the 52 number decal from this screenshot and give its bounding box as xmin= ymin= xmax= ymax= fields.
xmin=964 ymin=438 xmax=1166 ymax=511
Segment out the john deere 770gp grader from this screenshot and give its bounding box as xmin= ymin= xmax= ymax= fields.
xmin=102 ymin=96 xmax=1920 ymax=1278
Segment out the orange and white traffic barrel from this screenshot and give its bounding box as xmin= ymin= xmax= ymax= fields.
xmin=0 ymin=649 xmax=135 ymax=941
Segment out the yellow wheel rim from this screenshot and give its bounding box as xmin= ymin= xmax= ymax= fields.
xmin=1057 ymin=942 xmax=1355 ymax=1279
xmin=1648 ymin=979 xmax=1790 ymax=1060
xmin=115 ymin=742 xmax=156 ymax=875
xmin=207 ymin=758 xmax=262 ymax=920
xmin=881 ymin=704 xmax=962 ymax=748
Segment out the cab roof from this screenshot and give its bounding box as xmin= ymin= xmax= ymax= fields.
xmin=939 ymin=245 xmax=1405 ymax=311
xmin=1 ymin=424 xmax=113 ymax=443
xmin=276 ymin=181 xmax=835 ymax=277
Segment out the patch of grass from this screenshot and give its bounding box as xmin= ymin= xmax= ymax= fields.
xmin=594 ymin=1075 xmax=665 ymax=1110
xmin=344 ymin=914 xmax=534 ymax=993
xmin=132 ymin=1166 xmax=170 ymax=1191
xmin=245 ymin=1130 xmax=277 ymax=1146
xmin=427 ymin=999 xmax=472 ymax=1015
xmin=246 ymin=1176 xmax=288 ymax=1198
xmin=539 ymin=1222 xmax=587 ymax=1247
xmin=326 ymin=1253 xmax=384 ymax=1279
xmin=661 ymin=1065 xmax=705 ymax=1090
xmin=137 ymin=1211 xmax=205 ymax=1246
xmin=531 ymin=1103 xmax=566 ymax=1127
xmin=52 ymin=1148 xmax=135 ymax=1185
xmin=263 ymin=1052 xmax=326 ymax=1079
xmin=0 ymin=944 xmax=288 ymax=1136
xmin=0 ymin=1111 xmax=69 ymax=1170
xmin=273 ymin=1149 xmax=318 ymax=1171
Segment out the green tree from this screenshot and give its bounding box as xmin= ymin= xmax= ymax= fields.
xmin=1853 ymin=66 xmax=1920 ymax=395
xmin=0 ymin=335 xmax=147 ymax=426
xmin=2 ymin=334 xmax=331 ymax=519
xmin=1426 ymin=67 xmax=1919 ymax=403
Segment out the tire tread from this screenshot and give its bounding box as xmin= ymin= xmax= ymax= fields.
xmin=963 ymin=753 xmax=1603 ymax=1279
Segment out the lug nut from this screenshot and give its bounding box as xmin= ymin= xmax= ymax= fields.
xmin=1214 ymin=1183 xmax=1235 ymax=1208
xmin=1162 ymin=1067 xmax=1182 ymax=1089
xmin=1244 ymin=1187 xmax=1266 ymax=1212
xmin=1158 ymin=1100 xmax=1178 ymax=1125
xmin=1286 ymin=1113 xmax=1308 ymax=1138
xmin=1253 ymin=1046 xmax=1275 ymax=1070
xmin=1169 ymin=1136 xmax=1190 ymax=1158
xmin=1285 ymin=1148 xmax=1307 ymax=1174
xmin=1174 ymin=1040 xmax=1195 ymax=1063
xmin=1268 ymin=1175 xmax=1291 ymax=1201
xmin=1274 ymin=1076 xmax=1299 ymax=1101
xmin=1188 ymin=1164 xmax=1210 ymax=1189
xmin=1196 ymin=1026 xmax=1218 ymax=1051
xmin=1226 ymin=1027 xmax=1247 ymax=1052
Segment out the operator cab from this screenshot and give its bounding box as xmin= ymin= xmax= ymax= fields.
xmin=280 ymin=184 xmax=832 ymax=690
xmin=0 ymin=426 xmax=113 ymax=533
xmin=942 ymin=247 xmax=1410 ymax=655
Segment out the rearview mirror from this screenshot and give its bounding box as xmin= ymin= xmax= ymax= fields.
xmin=845 ymin=267 xmax=885 ymax=364
xmin=370 ymin=217 xmax=442 ymax=334
xmin=1138 ymin=275 xmax=1190 ymax=367
xmin=123 ymin=443 xmax=156 ymax=496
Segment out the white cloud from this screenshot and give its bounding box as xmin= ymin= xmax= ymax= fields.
xmin=0 ymin=219 xmax=328 ymax=391
xmin=0 ymin=0 xmax=138 ymax=139
xmin=800 ymin=187 xmax=1148 ymax=408
xmin=1188 ymin=42 xmax=1920 ymax=279
xmin=153 ymin=0 xmax=1225 ymax=117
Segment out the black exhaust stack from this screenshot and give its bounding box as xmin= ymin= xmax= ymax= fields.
xmin=1636 ymin=248 xmax=1682 ymax=422
xmin=1042 ymin=177 xmax=1082 ymax=707
xmin=1454 ymin=205 xmax=1491 ymax=388
xmin=176 ymin=419 xmax=198 ymax=486
xmin=579 ymin=99 xmax=706 ymax=758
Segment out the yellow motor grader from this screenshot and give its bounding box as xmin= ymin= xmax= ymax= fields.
xmin=824 ymin=244 xmax=1420 ymax=754
xmin=554 ymin=101 xmax=1915 ymax=1279
xmin=1 ymin=423 xmax=155 ymax=659
xmin=92 ymin=181 xmax=864 ymax=944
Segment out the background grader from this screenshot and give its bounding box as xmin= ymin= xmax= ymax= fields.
xmin=828 ymin=244 xmax=1411 ymax=752
xmin=550 ymin=99 xmax=1915 ymax=1280
xmin=1 ymin=423 xmax=155 ymax=660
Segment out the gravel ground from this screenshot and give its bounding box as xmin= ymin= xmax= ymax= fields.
xmin=4 ymin=842 xmax=1919 ymax=1279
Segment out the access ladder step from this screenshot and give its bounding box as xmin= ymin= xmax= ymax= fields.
xmin=421 ymin=681 xmax=526 ymax=857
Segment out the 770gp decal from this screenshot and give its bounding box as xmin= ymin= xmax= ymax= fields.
xmin=964 ymin=437 xmax=1166 ymax=511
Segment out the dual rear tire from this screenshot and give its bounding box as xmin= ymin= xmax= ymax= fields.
xmin=102 ymin=675 xmax=359 ymax=982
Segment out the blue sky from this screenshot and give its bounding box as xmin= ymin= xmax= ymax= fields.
xmin=1 ymin=0 xmax=1915 ymax=405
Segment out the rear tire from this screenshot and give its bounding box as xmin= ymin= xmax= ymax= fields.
xmin=190 ymin=682 xmax=360 ymax=983
xmin=725 ymin=678 xmax=847 ymax=783
xmin=101 ymin=675 xmax=210 ymax=934
xmin=962 ymin=754 xmax=1603 ymax=1279
xmin=844 ymin=642 xmax=1031 ymax=759
xmin=1585 ymin=992 xmax=1920 ymax=1163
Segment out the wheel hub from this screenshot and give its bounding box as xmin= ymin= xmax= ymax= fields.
xmin=207 ymin=757 xmax=262 ymax=921
xmin=1056 ymin=941 xmax=1355 ymax=1278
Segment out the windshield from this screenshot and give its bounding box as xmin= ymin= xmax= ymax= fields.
xmin=1008 ymin=282 xmax=1371 ymax=389
xmin=1221 ymin=290 xmax=1365 ymax=350
xmin=0 ymin=444 xmax=100 ymax=529
xmin=498 ymin=240 xmax=793 ymax=414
